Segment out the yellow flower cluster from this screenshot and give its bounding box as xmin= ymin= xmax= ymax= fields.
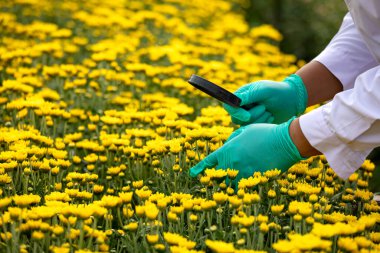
xmin=0 ymin=0 xmax=379 ymax=252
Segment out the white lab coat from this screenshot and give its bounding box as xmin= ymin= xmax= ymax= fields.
xmin=299 ymin=0 xmax=380 ymax=179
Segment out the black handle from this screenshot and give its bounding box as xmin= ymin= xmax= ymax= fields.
xmin=188 ymin=75 xmax=250 ymax=110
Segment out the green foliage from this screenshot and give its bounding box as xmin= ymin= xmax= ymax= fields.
xmin=244 ymin=0 xmax=347 ymax=60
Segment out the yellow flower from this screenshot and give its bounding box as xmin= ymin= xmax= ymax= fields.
xmin=0 ymin=197 xmax=12 ymax=209
xmin=51 ymin=149 xmax=67 ymax=159
xmin=354 ymin=236 xmax=372 ymax=248
xmin=370 ymin=232 xmax=380 ymax=243
xmin=189 ymin=214 xmax=198 ymax=222
xmin=288 ymin=201 xmax=313 ymax=215
xmin=238 ymin=177 xmax=260 ymax=189
xmin=8 ymin=207 xmax=22 ymax=219
xmin=260 ymin=222 xmax=269 ymax=233
xmin=293 ymin=214 xmax=302 ymax=222
xmin=135 ymin=205 xmax=145 ymax=217
xmin=119 ymin=192 xmax=133 ymax=203
xmin=145 ymin=203 xmax=159 ymax=220
xmin=132 ymin=180 xmax=144 ymax=189
xmin=271 ymin=204 xmax=284 ymax=215
xmin=357 ymin=179 xmax=368 ymax=188
xmin=0 ymin=232 xmax=12 ymax=241
xmin=200 ymin=200 xmax=217 ymax=211
xmin=164 ymin=232 xmax=196 ymax=249
xmin=50 ymin=246 xmax=70 ymax=253
xmin=228 ymin=196 xmax=242 ymax=208
xmin=0 ymin=174 xmax=12 ymax=184
xmin=72 ymin=156 xmax=81 ymax=164
xmin=135 ymin=189 xmax=152 ymax=200
xmin=205 ymin=239 xmax=234 ymax=253
xmin=213 ymin=192 xmax=228 ymax=204
xmin=146 ymin=234 xmax=159 ymax=244
xmin=169 ymin=140 xmax=182 ymax=153
xmin=124 ymin=222 xmax=138 ymax=231
xmin=83 ymin=153 xmax=98 ymax=163
xmin=299 ymin=206 xmax=312 ymax=217
xmin=274 ymin=233 xmax=331 ymax=252
xmin=338 ymin=237 xmax=358 ymax=252
xmin=267 ymin=189 xmax=276 ymax=198
xmin=264 ymin=168 xmax=281 ymax=178
xmin=239 ymin=228 xmax=248 ymax=234
xmin=361 ymin=159 xmax=375 ymax=172
xmin=167 ymin=211 xmax=178 ymax=222
xmin=107 ymin=166 xmax=121 ymax=175
xmin=31 ymin=231 xmax=44 ymax=240
xmin=93 ymin=185 xmax=104 ymax=194
xmin=236 ymin=238 xmax=245 ymax=245
xmin=243 ymin=193 xmax=260 ymax=204
xmin=226 ymin=169 xmax=238 ymax=179
xmin=45 ymin=192 xmax=71 ymax=202
xmin=306 ymin=217 xmax=315 ymax=225
xmin=51 ymin=225 xmax=64 ymax=235
xmin=200 ymin=176 xmax=211 ymax=185
xmin=204 ymin=168 xmax=227 ymax=179
xmin=170 ymin=206 xmax=184 ymax=214
xmin=348 ymin=173 xmax=359 ymax=182
xmin=99 ymin=195 xmax=122 ymax=208
xmin=154 ymin=244 xmax=166 ymax=251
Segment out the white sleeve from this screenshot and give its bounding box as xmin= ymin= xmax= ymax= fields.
xmin=314 ymin=13 xmax=378 ymax=90
xmin=299 ymin=66 xmax=380 ymax=179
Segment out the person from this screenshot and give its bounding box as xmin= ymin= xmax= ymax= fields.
xmin=189 ymin=0 xmax=380 ymax=186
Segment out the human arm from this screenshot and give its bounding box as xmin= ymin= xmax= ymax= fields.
xmin=299 ymin=66 xmax=380 ymax=179
xmin=225 ymin=13 xmax=378 ymax=125
xmin=297 ymin=1 xmax=380 ymax=179
xmin=295 ymin=61 xmax=342 ymax=107
xmin=189 ymin=68 xmax=380 ymax=184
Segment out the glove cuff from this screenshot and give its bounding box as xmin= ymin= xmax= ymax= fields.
xmin=284 ymin=74 xmax=308 ymax=116
xmin=277 ymin=117 xmax=306 ymax=170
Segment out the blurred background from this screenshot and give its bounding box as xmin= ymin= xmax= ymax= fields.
xmin=241 ymin=0 xmax=380 ymax=191
xmin=242 ymin=0 xmax=348 ymax=61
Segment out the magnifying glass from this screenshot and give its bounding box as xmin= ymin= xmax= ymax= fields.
xmin=188 ymin=74 xmax=250 ymax=110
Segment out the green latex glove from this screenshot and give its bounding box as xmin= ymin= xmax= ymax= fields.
xmin=189 ymin=118 xmax=304 ymax=188
xmin=224 ymin=74 xmax=308 ymax=125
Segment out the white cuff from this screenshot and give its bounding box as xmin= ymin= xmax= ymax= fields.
xmin=299 ymin=104 xmax=369 ymax=180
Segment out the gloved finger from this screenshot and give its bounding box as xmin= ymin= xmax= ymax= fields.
xmin=236 ymin=85 xmax=265 ymax=106
xmin=230 ymin=116 xmax=246 ymax=126
xmin=234 ymin=82 xmax=253 ymax=94
xmin=252 ymin=111 xmax=273 ymax=123
xmin=223 ymin=103 xmax=250 ymax=122
xmin=230 ymin=104 xmax=267 ymax=125
xmin=246 ymin=104 xmax=266 ymax=121
xmin=189 ymin=150 xmax=219 ymax=177
xmin=225 ymin=126 xmax=246 ymax=143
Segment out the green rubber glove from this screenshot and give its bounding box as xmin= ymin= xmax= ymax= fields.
xmin=224 ymin=74 xmax=308 ymax=125
xmin=189 ymin=118 xmax=304 ymax=188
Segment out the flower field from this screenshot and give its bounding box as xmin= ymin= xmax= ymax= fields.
xmin=1 ymin=0 xmax=380 ymax=252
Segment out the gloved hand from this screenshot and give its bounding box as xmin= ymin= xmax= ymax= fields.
xmin=189 ymin=118 xmax=304 ymax=187
xmin=224 ymin=74 xmax=308 ymax=125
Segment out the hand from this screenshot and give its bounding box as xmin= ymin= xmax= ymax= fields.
xmin=189 ymin=118 xmax=305 ymax=188
xmin=224 ymin=74 xmax=308 ymax=125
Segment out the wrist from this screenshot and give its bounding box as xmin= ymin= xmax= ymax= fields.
xmin=283 ymin=74 xmax=308 ymax=115
xmin=289 ymin=117 xmax=321 ymax=157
